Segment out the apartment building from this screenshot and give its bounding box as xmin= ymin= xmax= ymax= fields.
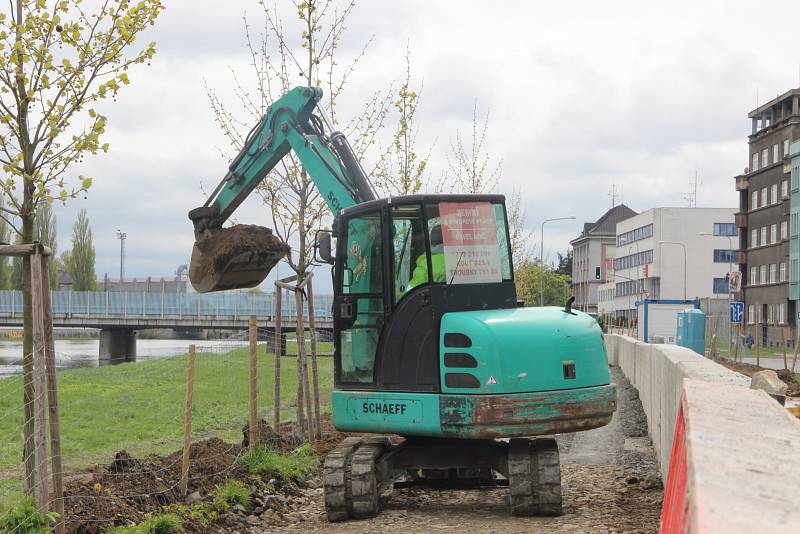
xmin=598 ymin=207 xmax=738 ymax=321
xmin=734 ymin=88 xmax=800 ymax=343
xmin=570 ymin=204 xmax=637 ymax=313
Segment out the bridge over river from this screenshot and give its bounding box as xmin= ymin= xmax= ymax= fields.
xmin=0 ymin=290 xmax=333 ymax=361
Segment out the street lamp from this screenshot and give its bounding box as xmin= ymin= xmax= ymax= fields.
xmin=700 ymin=231 xmax=735 ymax=355
xmin=540 ymin=216 xmax=576 ymax=306
xmin=116 ymin=229 xmax=127 ymax=284
xmin=658 ymin=241 xmax=687 ymax=301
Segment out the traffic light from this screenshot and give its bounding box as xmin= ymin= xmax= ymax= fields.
xmin=595 ymin=266 xmax=601 ymax=280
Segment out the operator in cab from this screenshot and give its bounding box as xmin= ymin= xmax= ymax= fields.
xmin=407 ymin=225 xmax=446 ymax=291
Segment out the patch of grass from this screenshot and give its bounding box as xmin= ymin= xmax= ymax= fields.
xmin=0 ymin=495 xmax=60 ymax=533
xmin=211 ymin=480 xmax=252 ymax=511
xmin=240 ymin=443 xmax=318 ymax=481
xmin=0 ymin=347 xmax=333 ymax=474
xmin=162 ymin=502 xmax=219 ymax=527
xmin=103 ymin=513 xmax=183 ymax=534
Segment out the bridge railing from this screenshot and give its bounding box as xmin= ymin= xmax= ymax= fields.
xmin=0 ymin=290 xmax=334 ymax=319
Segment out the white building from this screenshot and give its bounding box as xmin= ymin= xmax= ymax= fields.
xmin=598 ymin=207 xmax=739 ymax=321
xmin=570 ymin=205 xmax=637 ymax=313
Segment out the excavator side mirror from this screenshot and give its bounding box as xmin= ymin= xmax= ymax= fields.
xmin=315 ymin=230 xmax=334 ymax=264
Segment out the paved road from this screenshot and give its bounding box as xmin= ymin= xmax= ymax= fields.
xmin=741 ymin=357 xmax=798 ymax=371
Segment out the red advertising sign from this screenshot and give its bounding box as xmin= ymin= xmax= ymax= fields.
xmin=438 ymin=202 xmax=502 ymax=284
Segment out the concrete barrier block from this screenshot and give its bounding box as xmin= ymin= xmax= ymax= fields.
xmin=677 ymin=360 xmax=749 ymax=387
xmin=634 ymin=341 xmax=653 ymax=418
xmin=603 ymin=334 xmax=618 ymax=366
xmin=682 ymin=379 xmax=800 ymax=532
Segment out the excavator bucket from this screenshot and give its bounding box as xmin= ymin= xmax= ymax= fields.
xmin=188 ymin=224 xmax=290 ymax=293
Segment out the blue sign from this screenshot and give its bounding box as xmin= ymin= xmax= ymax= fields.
xmin=730 ymin=301 xmax=744 ymax=324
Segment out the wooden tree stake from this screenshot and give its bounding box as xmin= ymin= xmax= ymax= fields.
xmin=180 ymin=344 xmax=196 ymax=496
xmin=294 ymin=287 xmax=314 ymax=442
xmin=274 ymin=285 xmax=282 ymax=431
xmin=249 ymin=315 xmax=259 ymax=448
xmin=30 ymin=249 xmax=48 ymax=511
xmin=39 ymin=253 xmax=64 ymax=533
xmin=305 ymin=274 xmax=322 ymax=437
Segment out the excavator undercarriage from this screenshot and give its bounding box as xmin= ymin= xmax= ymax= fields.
xmin=323 ymin=435 xmax=563 ymax=520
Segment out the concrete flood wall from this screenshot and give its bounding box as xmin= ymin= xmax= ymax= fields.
xmin=604 ymin=334 xmax=800 ymax=532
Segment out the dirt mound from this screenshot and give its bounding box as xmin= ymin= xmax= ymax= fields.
xmin=189 ymin=224 xmax=289 ymax=293
xmin=63 ymin=481 xmax=144 ymax=534
xmin=715 ymin=357 xmax=800 ymax=397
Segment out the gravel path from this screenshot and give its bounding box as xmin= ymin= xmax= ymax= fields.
xmin=258 ymin=366 xmax=663 ymax=534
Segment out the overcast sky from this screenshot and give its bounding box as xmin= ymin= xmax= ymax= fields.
xmin=48 ymin=0 xmax=800 ymax=292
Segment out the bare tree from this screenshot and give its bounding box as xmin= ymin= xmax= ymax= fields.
xmin=371 ymin=45 xmax=430 ymax=197
xmin=438 ymin=103 xmax=502 ymax=194
xmin=207 ymin=0 xmax=394 ymax=279
xmin=507 ymin=187 xmax=532 ymax=268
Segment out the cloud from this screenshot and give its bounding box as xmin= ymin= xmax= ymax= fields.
xmin=36 ymin=0 xmax=800 ymax=294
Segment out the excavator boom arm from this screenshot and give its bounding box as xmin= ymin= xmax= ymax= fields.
xmin=187 ymin=86 xmax=374 ymax=293
xmin=189 ymin=86 xmax=374 ymax=237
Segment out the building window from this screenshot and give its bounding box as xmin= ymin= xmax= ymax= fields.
xmin=761 ymin=187 xmax=768 ymax=207
xmin=771 ymin=184 xmax=778 ymax=204
xmin=762 ymin=149 xmax=768 ymax=167
xmin=617 ymin=224 xmax=653 ymax=247
xmin=781 ymin=220 xmax=788 ymax=240
xmin=767 ymin=304 xmax=774 ymax=324
xmin=770 ymin=263 xmax=777 ymax=284
xmin=712 ymin=222 xmax=736 ymax=236
xmin=785 ymin=139 xmax=791 ymax=157
xmin=760 ymin=265 xmax=767 ymax=284
xmin=748 ymin=304 xmax=755 ymax=324
xmin=751 ymin=190 xmax=758 ymax=210
xmin=751 ymin=228 xmax=758 ymax=247
xmin=712 ymin=278 xmax=729 ymax=294
xmin=752 ymin=152 xmax=759 ymax=172
xmin=750 ymin=266 xmax=757 ymax=285
xmin=761 ymin=226 xmax=767 ymax=245
xmin=780 ymin=262 xmax=787 ymax=282
xmin=773 ymin=144 xmax=779 ymax=163
xmin=771 ymin=223 xmax=777 ymax=243
xmin=779 ymin=303 xmax=786 ymax=324
xmin=782 ymin=180 xmax=789 ymax=198
xmin=712 ymin=249 xmax=736 ymax=263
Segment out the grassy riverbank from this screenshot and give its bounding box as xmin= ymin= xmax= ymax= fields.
xmin=0 ymin=345 xmax=333 ymax=510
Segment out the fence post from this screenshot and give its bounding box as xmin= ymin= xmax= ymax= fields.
xmin=30 ymin=250 xmax=49 ymax=512
xmin=180 ymin=344 xmax=196 ymax=496
xmin=305 ymin=274 xmax=322 ymax=437
xmin=249 ymin=315 xmax=259 ymax=448
xmin=274 ymin=286 xmax=282 ymax=430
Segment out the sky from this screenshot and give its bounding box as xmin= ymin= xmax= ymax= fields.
xmin=42 ymin=0 xmax=800 ymax=292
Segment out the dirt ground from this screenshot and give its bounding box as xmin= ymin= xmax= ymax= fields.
xmin=713 ymin=356 xmax=800 ymax=396
xmin=267 ymin=366 xmax=663 ymax=534
xmin=60 ymin=367 xmax=663 ymax=533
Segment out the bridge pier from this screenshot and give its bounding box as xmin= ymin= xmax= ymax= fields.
xmin=99 ymin=328 xmax=137 ymax=362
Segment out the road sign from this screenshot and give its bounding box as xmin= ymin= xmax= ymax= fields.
xmin=730 ymin=301 xmax=744 ymax=324
xmin=729 ymin=271 xmax=741 ymax=292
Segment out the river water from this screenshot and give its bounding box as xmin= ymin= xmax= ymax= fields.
xmin=0 ymin=338 xmax=249 ymax=379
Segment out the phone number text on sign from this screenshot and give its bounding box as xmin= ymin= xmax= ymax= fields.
xmin=439 ymin=202 xmax=502 ymax=284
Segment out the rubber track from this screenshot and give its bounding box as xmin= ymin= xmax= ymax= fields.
xmin=323 ymin=437 xmax=362 ymax=521
xmin=508 ymin=438 xmax=562 ymax=517
xmin=323 ymin=436 xmax=391 ymax=522
xmin=350 ymin=437 xmax=391 ymax=519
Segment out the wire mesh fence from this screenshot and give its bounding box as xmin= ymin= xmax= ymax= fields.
xmin=0 ymin=324 xmax=334 ymax=532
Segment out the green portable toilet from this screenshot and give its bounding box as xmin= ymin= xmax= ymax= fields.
xmin=676 ymin=308 xmax=705 ymax=355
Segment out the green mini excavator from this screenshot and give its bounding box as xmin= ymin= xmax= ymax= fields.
xmin=188 ymin=86 xmax=616 ymax=520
